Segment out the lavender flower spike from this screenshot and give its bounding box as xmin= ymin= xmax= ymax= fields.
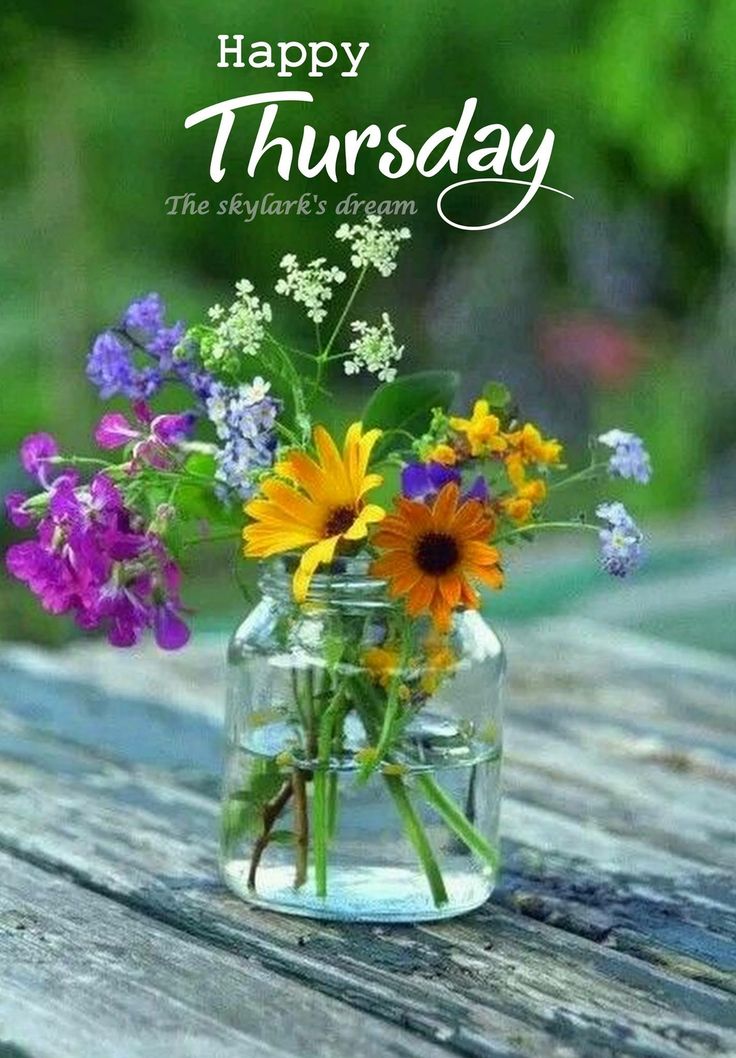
xmin=598 ymin=429 xmax=652 ymax=484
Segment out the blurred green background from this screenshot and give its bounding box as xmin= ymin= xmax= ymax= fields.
xmin=2 ymin=0 xmax=735 ymax=651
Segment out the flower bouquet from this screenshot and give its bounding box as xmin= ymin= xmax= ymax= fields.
xmin=6 ymin=217 xmax=651 ymax=921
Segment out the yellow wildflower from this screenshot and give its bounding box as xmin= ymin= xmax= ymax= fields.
xmin=427 ymin=442 xmax=457 ymax=466
xmin=449 ymin=400 xmax=507 ymax=458
xmin=501 ymin=454 xmax=547 ymax=524
xmin=421 ymin=635 xmax=456 ymax=695
xmin=363 ymin=645 xmax=401 ymax=688
xmin=504 ymin=422 xmax=562 ymax=466
xmin=243 ymin=421 xmax=385 ymax=603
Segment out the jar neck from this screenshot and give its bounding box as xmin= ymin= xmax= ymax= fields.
xmin=258 ymin=554 xmax=393 ymax=610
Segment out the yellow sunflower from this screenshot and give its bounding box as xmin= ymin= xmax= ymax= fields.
xmin=371 ymin=482 xmax=503 ymax=632
xmin=243 ymin=421 xmax=385 ymax=603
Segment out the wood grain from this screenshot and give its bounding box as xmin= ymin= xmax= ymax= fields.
xmin=0 ymin=712 xmax=734 ymax=1057
xmin=0 ymin=850 xmax=452 ymax=1058
xmin=0 ymin=619 xmax=734 ymax=1057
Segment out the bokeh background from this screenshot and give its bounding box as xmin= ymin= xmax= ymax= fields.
xmin=2 ymin=0 xmax=735 ymax=651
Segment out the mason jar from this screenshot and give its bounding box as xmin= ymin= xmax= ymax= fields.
xmin=220 ymin=555 xmax=505 ymax=922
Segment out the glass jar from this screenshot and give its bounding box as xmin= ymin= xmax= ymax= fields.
xmin=220 ymin=556 xmax=505 ymax=922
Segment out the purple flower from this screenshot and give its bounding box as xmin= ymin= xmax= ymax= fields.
xmin=151 ymin=412 xmax=196 ymax=446
xmin=598 ymin=429 xmax=652 ymax=484
xmin=146 ymin=321 xmax=185 ymax=370
xmin=5 ymin=492 xmax=33 ymax=528
xmin=87 ymin=296 xmax=187 ymax=402
xmin=93 ymin=408 xmax=194 ymax=468
xmin=596 ymin=501 xmax=644 ymax=577
xmin=123 ymin=293 xmax=165 ymax=334
xmin=463 ymin=475 xmax=490 ymax=505
xmin=401 ymin=461 xmax=461 ymax=501
xmin=20 ymin=433 xmax=59 ymax=482
xmin=95 ymin=412 xmax=142 ymax=449
xmin=87 ymin=332 xmax=138 ymax=399
xmin=401 ymin=461 xmax=490 ymax=506
xmin=152 ymin=563 xmax=190 ymax=650
xmin=6 ymin=468 xmax=191 ymax=650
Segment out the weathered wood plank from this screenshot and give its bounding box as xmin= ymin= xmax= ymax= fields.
xmin=0 ymin=851 xmax=450 ymax=1058
xmin=0 ymin=716 xmax=734 ymax=1058
xmin=1 ymin=624 xmax=734 ymax=977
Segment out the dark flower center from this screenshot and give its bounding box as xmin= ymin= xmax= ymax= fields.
xmin=324 ymin=504 xmax=357 ymax=537
xmin=414 ymin=531 xmax=459 ymax=575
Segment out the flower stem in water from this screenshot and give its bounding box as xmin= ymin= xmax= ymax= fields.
xmin=383 ymin=774 xmax=449 ymax=907
xmin=417 ymin=773 xmax=500 ymax=871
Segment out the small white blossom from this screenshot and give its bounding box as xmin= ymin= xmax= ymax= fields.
xmin=343 ymin=313 xmax=404 ymax=383
xmin=242 ymin=375 xmax=271 ymax=406
xmin=274 ymin=255 xmax=346 ymax=323
xmin=205 ymin=279 xmax=271 ymax=369
xmin=335 ymin=215 xmax=411 ymax=277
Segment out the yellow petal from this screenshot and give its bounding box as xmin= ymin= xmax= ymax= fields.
xmin=341 ymin=503 xmax=386 ymax=541
xmin=260 ymin=479 xmax=324 ymax=530
xmin=292 ymin=535 xmax=339 ymax=603
xmin=314 ymin=425 xmax=350 ymax=495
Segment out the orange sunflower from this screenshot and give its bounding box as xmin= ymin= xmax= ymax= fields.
xmin=371 ymin=482 xmax=503 ymax=631
xmin=243 ymin=421 xmax=385 ymax=603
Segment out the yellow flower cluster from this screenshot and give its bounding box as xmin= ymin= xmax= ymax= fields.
xmin=363 ymin=636 xmax=456 ymax=697
xmin=443 ymin=400 xmax=562 ymax=525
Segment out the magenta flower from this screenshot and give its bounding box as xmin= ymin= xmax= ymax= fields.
xmin=5 ymin=492 xmax=33 ymax=528
xmin=20 ymin=433 xmax=59 ymax=484
xmin=93 ymin=407 xmax=194 ymax=468
xmin=95 ymin=412 xmax=141 ymax=449
xmin=6 ymin=467 xmax=191 ymax=650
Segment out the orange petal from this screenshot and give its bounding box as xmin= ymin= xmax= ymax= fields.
xmin=431 ymin=482 xmax=460 ymax=526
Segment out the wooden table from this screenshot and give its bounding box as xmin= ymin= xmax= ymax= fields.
xmin=1 ymin=617 xmax=734 ymax=1058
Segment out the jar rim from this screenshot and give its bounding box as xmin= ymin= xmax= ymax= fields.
xmin=258 ymin=552 xmax=391 ymax=605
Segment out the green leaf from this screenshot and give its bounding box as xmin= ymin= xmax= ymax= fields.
xmin=482 ymin=380 xmax=512 ymax=411
xmin=362 ymin=370 xmax=460 ymax=460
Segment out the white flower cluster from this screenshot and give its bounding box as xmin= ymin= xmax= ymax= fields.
xmin=335 ymin=215 xmax=411 ymax=277
xmin=205 ymin=279 xmax=272 ymax=366
xmin=274 ymin=255 xmax=346 ymax=324
xmin=344 ymin=313 xmax=404 ymax=383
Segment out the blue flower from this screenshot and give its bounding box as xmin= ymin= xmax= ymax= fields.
xmin=596 ymin=501 xmax=644 ymax=577
xmin=87 ymin=332 xmax=139 ymax=399
xmin=88 ymin=295 xmax=190 ymax=401
xmin=401 ymin=461 xmax=490 ymax=506
xmin=122 ymin=293 xmax=165 ymax=334
xmin=146 ymin=321 xmax=185 ymax=370
xmin=598 ymin=429 xmax=652 ymax=484
xmin=401 ymin=461 xmax=460 ymax=501
xmin=205 ymin=381 xmax=280 ymax=500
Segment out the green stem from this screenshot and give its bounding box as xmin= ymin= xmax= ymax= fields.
xmin=182 ymin=529 xmax=242 ymax=548
xmin=416 ymin=773 xmax=500 ymax=871
xmin=384 ymin=774 xmax=448 ymax=907
xmin=312 ymin=690 xmax=345 ymax=897
xmin=548 ymin=462 xmax=607 ymax=492
xmin=320 ymin=264 xmax=368 ymax=365
xmin=493 ymin=520 xmax=600 ymax=546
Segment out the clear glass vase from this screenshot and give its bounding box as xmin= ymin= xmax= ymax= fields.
xmin=220 ymin=556 xmax=505 ymax=922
